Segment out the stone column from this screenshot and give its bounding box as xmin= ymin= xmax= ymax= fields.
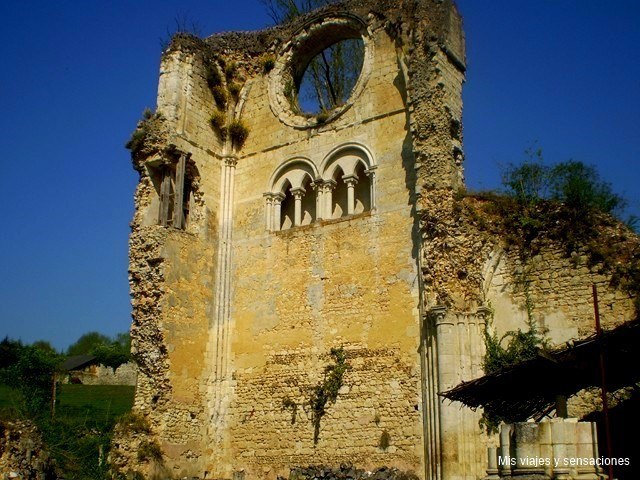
xmin=313 ymin=181 xmax=324 ymax=219
xmin=291 ymin=187 xmax=305 ymax=226
xmin=422 ymin=308 xmax=442 ymax=480
xmin=264 ymin=193 xmax=274 ymax=230
xmin=343 ymin=174 xmax=358 ymax=215
xmin=208 ymin=154 xmax=238 ymax=475
xmin=365 ymin=166 xmax=377 ymax=209
xmin=474 ymin=306 xmax=491 ymax=378
xmin=323 ymin=180 xmax=336 ymax=220
xmin=576 ymin=422 xmax=599 ymax=479
xmin=550 ymin=419 xmax=572 ymax=479
xmin=499 ymin=425 xmax=512 ymax=477
xmin=513 ymin=423 xmax=543 ymax=476
xmin=272 ymin=193 xmax=285 ymax=231
xmin=484 ymin=447 xmax=500 ymax=480
xmin=431 ymin=306 xmax=459 ymax=479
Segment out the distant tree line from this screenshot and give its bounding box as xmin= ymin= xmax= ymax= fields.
xmin=0 ymin=331 xmax=131 ymax=415
xmin=1 ymin=331 xmax=133 ymax=478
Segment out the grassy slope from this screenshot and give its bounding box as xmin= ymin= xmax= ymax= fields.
xmin=0 ymin=384 xmax=135 ymax=421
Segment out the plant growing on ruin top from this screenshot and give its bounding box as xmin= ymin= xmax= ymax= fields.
xmin=125 ymin=109 xmax=166 ymax=160
xmin=462 ymin=150 xmax=639 ymax=313
xmin=261 ymin=55 xmax=275 ymax=73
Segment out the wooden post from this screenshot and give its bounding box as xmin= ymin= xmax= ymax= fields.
xmin=593 ymin=284 xmax=614 ymax=480
xmin=51 ymin=372 xmax=57 ymax=418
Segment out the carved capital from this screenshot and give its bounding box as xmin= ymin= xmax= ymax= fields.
xmin=263 ymin=192 xmax=276 ymax=205
xmin=428 ymin=305 xmax=448 ymax=326
xmin=342 ymin=174 xmax=359 ymax=186
xmin=323 ymin=179 xmax=337 ymax=191
xmin=290 ymin=187 xmax=306 ymax=199
xmin=221 ymin=154 xmax=238 ymax=167
xmin=476 ymin=305 xmax=493 ymax=323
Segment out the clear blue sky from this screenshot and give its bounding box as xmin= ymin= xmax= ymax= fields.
xmin=1 ymin=1 xmax=638 ymax=351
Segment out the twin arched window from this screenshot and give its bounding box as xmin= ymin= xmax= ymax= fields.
xmin=265 ymin=145 xmax=376 ymax=231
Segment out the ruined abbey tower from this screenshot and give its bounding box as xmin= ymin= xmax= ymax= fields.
xmin=117 ymin=1 xmax=637 ymax=479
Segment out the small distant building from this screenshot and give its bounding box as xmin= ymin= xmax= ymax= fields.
xmin=60 ymin=355 xmax=137 ymax=386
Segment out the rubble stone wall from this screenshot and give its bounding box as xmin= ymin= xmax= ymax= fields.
xmin=66 ymin=362 xmax=137 ymax=386
xmin=0 ymin=421 xmax=55 ymax=480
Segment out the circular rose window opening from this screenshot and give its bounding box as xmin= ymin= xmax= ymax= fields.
xmin=269 ymin=16 xmax=371 ymax=128
xmin=295 ymin=38 xmax=364 ymax=116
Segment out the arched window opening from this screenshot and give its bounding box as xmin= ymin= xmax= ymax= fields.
xmin=332 ymin=167 xmax=348 ymax=219
xmin=280 ymin=181 xmax=295 ymax=230
xmin=296 ymin=38 xmax=365 ymax=116
xmin=149 ymin=152 xmax=193 ymax=230
xmin=353 ymin=162 xmax=370 ymax=214
xmin=300 ymin=176 xmax=316 ymax=226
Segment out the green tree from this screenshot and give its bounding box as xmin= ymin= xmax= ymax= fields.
xmin=502 ymin=152 xmax=626 ymax=217
xmin=92 ymin=343 xmax=129 ymax=370
xmin=549 ymin=160 xmax=625 ymax=215
xmin=0 ymin=336 xmax=24 ymax=369
xmin=1 ymin=344 xmax=58 ymax=417
xmin=66 ymin=331 xmax=131 ymax=370
xmin=32 ymin=340 xmax=58 ymax=356
xmin=67 ymin=332 xmax=112 ymax=356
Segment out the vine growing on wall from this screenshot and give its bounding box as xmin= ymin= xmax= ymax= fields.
xmin=308 ymin=347 xmax=349 ymax=444
xmin=279 ymin=348 xmax=350 ymax=444
xmin=480 ymin=307 xmax=547 ymax=434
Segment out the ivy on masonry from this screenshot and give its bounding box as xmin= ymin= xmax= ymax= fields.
xmin=309 ymin=347 xmax=349 ymax=444
xmin=480 ymin=307 xmax=547 ymax=434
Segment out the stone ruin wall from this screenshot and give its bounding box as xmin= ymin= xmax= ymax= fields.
xmin=115 ymin=2 xmax=468 ymax=478
xmin=115 ymin=1 xmax=639 ymax=479
xmin=65 ymin=361 xmax=138 ymax=386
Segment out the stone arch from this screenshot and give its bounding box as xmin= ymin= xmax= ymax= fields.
xmin=320 ymin=143 xmax=376 ymax=218
xmin=331 ymin=165 xmax=348 ymax=219
xmin=266 ymin=157 xmax=320 ymax=230
xmin=268 ymin=157 xmax=319 ymax=193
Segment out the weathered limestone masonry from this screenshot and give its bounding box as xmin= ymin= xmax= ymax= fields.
xmin=117 ymin=1 xmax=638 ymax=480
xmin=0 ymin=420 xmax=55 ymax=479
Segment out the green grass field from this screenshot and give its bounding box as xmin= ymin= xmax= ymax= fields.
xmin=58 ymin=384 xmax=135 ymax=421
xmin=0 ymin=384 xmax=23 ymax=418
xmin=0 ymin=383 xmax=135 ymax=422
